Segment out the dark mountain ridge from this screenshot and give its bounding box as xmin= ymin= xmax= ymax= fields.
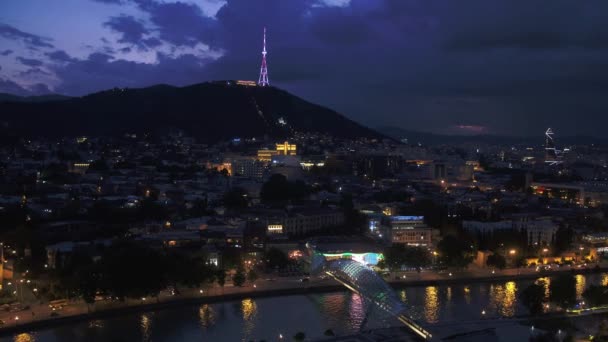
xmin=0 ymin=82 xmax=384 ymax=143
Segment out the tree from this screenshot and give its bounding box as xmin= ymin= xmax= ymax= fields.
xmin=214 ymin=269 xmax=226 ymax=294
xmin=260 ymin=174 xmax=309 ymax=204
xmin=583 ymin=285 xmax=608 ymax=307
xmin=223 ymin=187 xmax=249 ymax=210
xmin=88 ymin=159 xmax=109 ymax=172
xmin=554 ymin=226 xmax=574 ymax=254
xmin=383 ymin=245 xmax=430 ymax=271
xmin=437 ymin=235 xmax=475 ymax=268
xmin=549 ymin=274 xmax=577 ymax=309
xmin=293 ymin=332 xmax=306 ymax=342
xmin=264 ymin=248 xmax=289 ymax=269
xmin=486 ymin=253 xmax=506 ymax=269
xmin=247 ymin=269 xmax=258 ymax=284
xmin=520 ymin=280 xmax=547 ymax=315
xmin=98 ymin=243 xmax=167 ymax=301
xmin=233 ymin=268 xmax=246 ymax=287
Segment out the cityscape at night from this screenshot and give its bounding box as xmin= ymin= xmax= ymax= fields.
xmin=2 ymin=1 xmax=608 ymax=341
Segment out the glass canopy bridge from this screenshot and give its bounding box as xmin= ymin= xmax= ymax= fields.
xmin=310 ymin=250 xmax=433 ymax=340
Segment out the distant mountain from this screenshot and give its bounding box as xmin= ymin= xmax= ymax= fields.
xmin=0 ymin=93 xmax=72 ymax=103
xmin=0 ymin=82 xmax=385 ymax=143
xmin=378 ymin=126 xmax=608 ymax=146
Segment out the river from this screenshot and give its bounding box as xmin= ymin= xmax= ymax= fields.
xmin=5 ymin=273 xmax=608 ymax=342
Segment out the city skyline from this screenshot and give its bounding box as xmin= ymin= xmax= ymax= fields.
xmin=1 ymin=1 xmax=608 ymax=137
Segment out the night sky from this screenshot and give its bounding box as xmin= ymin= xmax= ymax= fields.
xmin=1 ymin=1 xmax=608 ymax=137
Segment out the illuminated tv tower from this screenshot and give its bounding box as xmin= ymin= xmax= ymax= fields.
xmin=258 ymin=27 xmax=269 ymax=86
xmin=545 ymin=128 xmax=563 ymax=165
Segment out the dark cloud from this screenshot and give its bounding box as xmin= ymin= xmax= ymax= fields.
xmin=134 ymin=0 xmax=218 ymax=47
xmin=45 ymin=50 xmax=76 ymax=63
xmin=441 ymin=1 xmax=608 ymax=51
xmin=103 ymin=15 xmax=152 ymax=48
xmin=0 ymin=49 xmax=13 ymax=56
xmin=16 ymin=56 xmax=44 ymax=67
xmin=19 ymin=67 xmax=51 ymax=77
xmin=91 ymin=0 xmax=124 ymax=4
xmin=0 ymin=23 xmax=54 ymax=48
xmin=29 ymin=83 xmax=52 ymax=95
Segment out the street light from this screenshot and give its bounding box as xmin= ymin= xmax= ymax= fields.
xmin=509 ymin=249 xmax=516 ymax=255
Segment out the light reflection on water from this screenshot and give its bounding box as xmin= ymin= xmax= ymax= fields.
xmin=241 ymin=298 xmax=257 ymax=338
xmin=13 ymin=333 xmax=35 ymax=342
xmin=424 ymin=286 xmax=439 ymax=323
xmin=488 ymin=281 xmax=517 ymax=317
xmin=575 ymin=274 xmax=586 ymax=299
xmin=140 ymin=313 xmax=152 ymax=342
xmin=463 ymin=285 xmax=471 ymax=304
xmin=11 ymin=273 xmax=608 ymax=342
xmin=602 ymin=273 xmax=608 ymax=286
xmin=199 ymin=304 xmax=215 ymax=329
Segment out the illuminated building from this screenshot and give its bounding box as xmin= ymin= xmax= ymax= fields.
xmin=266 ymin=208 xmax=344 ymax=236
xmin=231 ymin=157 xmax=265 ymax=178
xmin=236 ymin=80 xmax=257 ymax=87
xmin=267 ymin=224 xmax=283 ymax=234
xmin=206 ymin=162 xmax=232 ymax=175
xmin=390 ymin=216 xmax=433 ymax=246
xmin=462 ymin=217 xmax=558 ymax=246
xmin=530 ymin=182 xmax=583 ymax=204
xmin=275 ymin=141 xmax=297 ymax=156
xmin=69 ymin=162 xmax=90 ymax=174
xmin=257 ymin=141 xmax=297 ymax=162
xmin=257 ymin=149 xmax=279 ymax=162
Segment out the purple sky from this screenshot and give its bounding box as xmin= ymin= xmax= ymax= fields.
xmin=1 ymin=0 xmax=608 ymax=136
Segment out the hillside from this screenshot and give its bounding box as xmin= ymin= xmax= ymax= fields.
xmin=0 ymin=82 xmax=384 ymax=143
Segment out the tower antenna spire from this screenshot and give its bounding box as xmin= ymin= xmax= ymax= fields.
xmin=258 ymin=27 xmax=269 ymax=86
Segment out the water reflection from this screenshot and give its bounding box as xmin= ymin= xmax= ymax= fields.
xmin=602 ymin=274 xmax=608 ymax=286
xmin=88 ymin=320 xmax=104 ymax=329
xmin=424 ymin=286 xmax=439 ymax=323
xmin=199 ymin=304 xmax=216 ymax=329
xmin=348 ymin=293 xmax=365 ymax=330
xmin=538 ymin=277 xmax=551 ymax=298
xmin=140 ymin=314 xmax=152 ymax=342
xmin=241 ymin=298 xmax=258 ymax=337
xmin=14 ymin=333 xmax=35 ymax=342
xmin=575 ymin=274 xmax=586 ymax=299
xmin=502 ymin=281 xmax=517 ymax=317
xmin=463 ymin=286 xmax=471 ymax=305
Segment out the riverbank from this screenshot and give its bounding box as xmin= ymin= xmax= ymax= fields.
xmin=1 ymin=265 xmax=606 ymax=337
